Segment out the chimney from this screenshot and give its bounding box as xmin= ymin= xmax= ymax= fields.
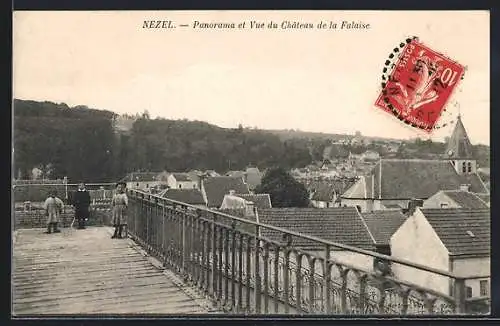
xmin=459 ymin=184 xmax=471 ymax=192
xmin=407 ymin=198 xmax=423 ymax=216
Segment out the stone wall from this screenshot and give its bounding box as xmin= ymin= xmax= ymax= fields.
xmin=14 ymin=206 xmax=112 ymax=229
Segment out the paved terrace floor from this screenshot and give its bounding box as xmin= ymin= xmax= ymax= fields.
xmin=12 ymin=227 xmax=218 ymax=315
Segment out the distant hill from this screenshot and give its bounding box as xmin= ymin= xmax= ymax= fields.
xmin=263 ymin=128 xmax=405 ymax=143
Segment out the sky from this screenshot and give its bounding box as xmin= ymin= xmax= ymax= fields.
xmin=13 ymin=11 xmax=490 ymax=145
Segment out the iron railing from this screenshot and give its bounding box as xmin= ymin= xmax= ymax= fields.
xmin=126 ymin=189 xmax=490 ymax=315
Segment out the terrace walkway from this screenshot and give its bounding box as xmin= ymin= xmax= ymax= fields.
xmin=12 ymin=227 xmax=218 ymax=315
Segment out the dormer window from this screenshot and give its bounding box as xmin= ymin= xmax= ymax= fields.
xmin=440 ymin=202 xmax=449 ymax=208
xmin=466 ymin=230 xmax=475 ymax=238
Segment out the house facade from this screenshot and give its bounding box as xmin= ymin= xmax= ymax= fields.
xmin=167 ymin=173 xmax=198 ymax=190
xmin=120 ymin=172 xmax=166 ymax=191
xmin=390 ymin=207 xmax=490 ymax=298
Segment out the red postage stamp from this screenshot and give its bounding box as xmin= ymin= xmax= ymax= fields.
xmin=375 ymin=38 xmax=465 ymax=132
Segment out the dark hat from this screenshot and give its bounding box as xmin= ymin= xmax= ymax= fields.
xmin=116 ymin=181 xmax=127 ymax=188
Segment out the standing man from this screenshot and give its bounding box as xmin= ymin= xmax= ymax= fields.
xmin=73 ymin=183 xmax=91 ymax=229
xmin=43 ymin=191 xmax=64 ymax=234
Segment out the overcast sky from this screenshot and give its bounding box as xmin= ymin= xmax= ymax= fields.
xmin=13 ymin=10 xmax=490 ymax=145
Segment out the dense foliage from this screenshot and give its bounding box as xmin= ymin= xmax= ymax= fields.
xmin=13 ymin=99 xmax=312 ymax=181
xmin=255 ymin=167 xmax=310 ymax=208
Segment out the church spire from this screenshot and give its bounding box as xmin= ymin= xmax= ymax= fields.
xmin=445 ymin=115 xmax=474 ymax=159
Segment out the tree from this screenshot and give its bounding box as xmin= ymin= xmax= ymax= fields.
xmin=255 ymin=167 xmax=310 ymax=208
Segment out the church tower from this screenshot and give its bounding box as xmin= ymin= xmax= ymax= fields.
xmin=445 ymin=115 xmax=476 ymax=175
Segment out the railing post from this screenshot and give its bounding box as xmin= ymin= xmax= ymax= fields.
xmin=181 ymin=205 xmax=187 ymax=274
xmin=453 ymin=278 xmax=466 ymax=314
xmin=324 ymin=244 xmax=331 ymax=314
xmin=254 ymin=225 xmax=261 ymax=314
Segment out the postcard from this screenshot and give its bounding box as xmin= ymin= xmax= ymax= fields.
xmin=12 ymin=10 xmax=490 ymax=317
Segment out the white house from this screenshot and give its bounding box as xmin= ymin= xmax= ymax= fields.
xmin=120 ymin=172 xmax=166 ymax=191
xmin=390 ymin=207 xmax=490 ymax=298
xmin=167 ymin=173 xmax=198 ymax=190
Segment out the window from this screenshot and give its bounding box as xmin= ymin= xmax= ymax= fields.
xmin=440 ymin=202 xmax=449 ymax=208
xmin=467 ymin=162 xmax=472 ymax=173
xmin=480 ymin=280 xmax=488 ymax=296
xmin=462 ymin=162 xmax=467 ymax=173
xmin=466 ymin=286 xmax=473 ymax=298
xmin=178 ymin=184 xmax=182 ymax=189
xmin=136 ymin=183 xmax=139 ymax=187
xmin=146 ymin=184 xmax=149 ymax=188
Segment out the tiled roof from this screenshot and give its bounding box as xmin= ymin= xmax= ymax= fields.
xmin=237 ymin=194 xmax=272 ymax=209
xmin=120 ymin=172 xmax=161 ymax=182
xmin=441 ymin=190 xmax=489 ymax=209
xmin=341 ymin=159 xmax=488 ymax=199
xmin=258 ymin=207 xmax=376 ymax=250
xmin=445 ymin=116 xmax=474 ymax=159
xmin=161 ymin=188 xmax=206 ymax=205
xmin=361 ymin=210 xmax=407 ymax=245
xmin=420 ymin=208 xmax=490 ymax=256
xmin=203 ymin=176 xmax=250 ymax=207
xmin=171 ymin=173 xmax=192 ymax=182
xmin=476 ymin=194 xmax=490 ymax=205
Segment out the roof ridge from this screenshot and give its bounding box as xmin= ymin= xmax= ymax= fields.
xmin=355 ymin=208 xmax=377 ymax=245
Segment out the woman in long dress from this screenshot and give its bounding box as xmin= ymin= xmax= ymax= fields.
xmin=111 ymin=182 xmax=128 ymax=239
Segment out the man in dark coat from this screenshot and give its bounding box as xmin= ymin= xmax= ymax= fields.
xmin=72 ymin=183 xmax=91 ymax=229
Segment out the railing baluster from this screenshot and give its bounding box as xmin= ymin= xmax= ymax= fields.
xmin=237 ymin=232 xmax=243 ymax=312
xmin=283 ymin=247 xmax=291 ymax=313
xmin=454 ymin=278 xmax=466 ymax=314
xmin=253 ymin=237 xmax=261 ymax=314
xmin=308 ymin=257 xmax=316 ymax=313
xmin=212 ymin=217 xmax=218 ymax=301
xmin=205 ymin=219 xmax=212 ymax=295
xmin=223 ymin=227 xmax=230 ymax=308
xmin=358 ymin=273 xmax=368 ymax=314
xmin=340 ymin=268 xmax=348 ymax=314
xmin=245 ymin=235 xmax=252 ymax=313
xmin=273 ymin=245 xmax=280 ymax=313
xmin=218 ymin=224 xmax=224 ymax=304
xmin=262 ymin=243 xmax=270 ymax=314
xmin=295 ymin=253 xmax=303 ymax=313
xmin=230 ymin=222 xmax=237 ymax=311
xmin=324 ymin=245 xmax=331 ymax=314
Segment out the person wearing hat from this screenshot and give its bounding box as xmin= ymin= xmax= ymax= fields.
xmin=111 ymin=182 xmax=128 ymax=239
xmin=72 ymin=183 xmax=91 ymax=229
xmin=43 ymin=191 xmax=64 ymax=234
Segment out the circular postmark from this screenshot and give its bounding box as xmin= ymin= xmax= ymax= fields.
xmin=376 ymin=36 xmax=466 ymax=132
